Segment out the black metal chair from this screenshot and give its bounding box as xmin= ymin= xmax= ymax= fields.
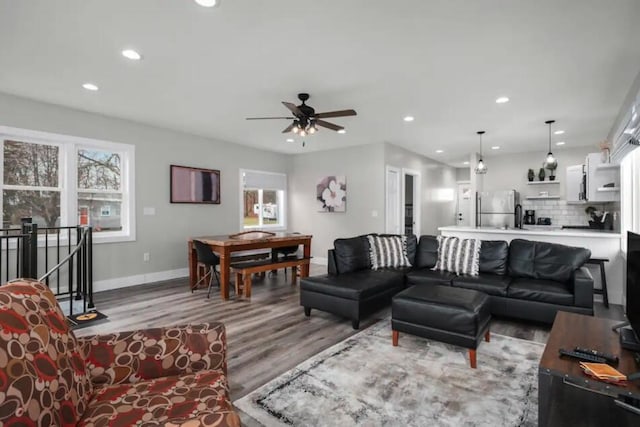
xmin=270 ymin=245 xmax=300 ymax=281
xmin=193 ymin=240 xmax=221 ymax=299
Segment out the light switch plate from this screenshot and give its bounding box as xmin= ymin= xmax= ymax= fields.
xmin=143 ymin=207 xmax=156 ymax=216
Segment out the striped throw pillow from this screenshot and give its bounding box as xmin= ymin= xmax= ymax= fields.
xmin=456 ymin=238 xmax=481 ymax=276
xmin=434 ymin=236 xmax=459 ymax=273
xmin=433 ymin=236 xmax=481 ymax=276
xmin=367 ymin=235 xmax=412 ymax=270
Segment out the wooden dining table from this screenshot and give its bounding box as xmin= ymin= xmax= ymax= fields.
xmin=188 ymin=231 xmax=312 ymax=300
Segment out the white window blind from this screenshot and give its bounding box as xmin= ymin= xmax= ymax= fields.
xmin=242 ymin=170 xmax=287 ymax=190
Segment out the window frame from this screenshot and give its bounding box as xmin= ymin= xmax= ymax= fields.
xmin=239 ymin=169 xmax=287 ymax=231
xmin=0 ymin=126 xmax=136 ymax=244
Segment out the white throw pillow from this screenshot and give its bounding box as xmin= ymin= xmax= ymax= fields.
xmin=367 ymin=235 xmax=412 ymax=270
xmin=433 ymin=236 xmax=481 ymax=276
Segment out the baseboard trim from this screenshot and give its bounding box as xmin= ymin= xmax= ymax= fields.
xmin=312 ymin=256 xmax=328 ymax=266
xmin=93 ymin=268 xmax=188 ymax=292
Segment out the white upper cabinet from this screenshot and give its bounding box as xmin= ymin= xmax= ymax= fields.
xmin=586 ymin=153 xmax=620 ymax=202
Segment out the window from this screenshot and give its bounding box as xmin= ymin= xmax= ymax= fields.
xmin=77 ymin=149 xmax=123 ymax=232
xmin=240 ymin=169 xmax=286 ymax=229
xmin=0 ymin=126 xmax=135 ymax=242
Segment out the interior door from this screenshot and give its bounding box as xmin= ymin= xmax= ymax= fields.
xmin=385 ymin=166 xmax=401 ymax=234
xmin=456 ymin=182 xmax=471 ymax=226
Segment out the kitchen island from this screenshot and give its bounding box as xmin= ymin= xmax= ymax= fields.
xmin=438 ymin=226 xmax=623 ymax=305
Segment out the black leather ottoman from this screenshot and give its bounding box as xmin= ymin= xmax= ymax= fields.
xmin=391 ymin=285 xmax=491 ymax=368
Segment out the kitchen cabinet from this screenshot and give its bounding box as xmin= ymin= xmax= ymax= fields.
xmin=566 ymin=164 xmax=585 ymax=204
xmin=586 ymin=153 xmax=620 ymax=202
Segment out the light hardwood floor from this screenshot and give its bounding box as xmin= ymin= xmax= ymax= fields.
xmin=75 ymin=264 xmax=621 ymax=402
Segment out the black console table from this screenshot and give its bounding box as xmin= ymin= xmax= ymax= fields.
xmin=539 ymin=312 xmax=640 ymax=426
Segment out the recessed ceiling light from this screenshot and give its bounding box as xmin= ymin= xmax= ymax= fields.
xmin=491 ymin=146 xmax=500 ymax=150
xmin=286 ymin=138 xmax=294 ymax=143
xmin=122 ymin=49 xmax=142 ymax=60
xmin=337 ymin=129 xmax=346 ymax=134
xmin=495 ymin=97 xmax=509 ymax=104
xmin=403 ymin=116 xmax=415 ymax=122
xmin=435 ymin=149 xmax=443 ymax=153
xmin=194 ymin=0 xmax=219 ymax=7
xmin=463 ymin=161 xmax=470 ymax=165
xmin=554 ymin=130 xmax=565 ymax=135
xmin=82 ymin=83 xmax=99 ymax=91
xmin=556 ymin=141 xmax=566 ymax=146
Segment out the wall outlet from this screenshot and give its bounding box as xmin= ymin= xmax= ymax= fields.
xmin=143 ymin=252 xmax=150 ymax=262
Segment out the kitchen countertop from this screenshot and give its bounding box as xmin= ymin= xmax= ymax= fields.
xmin=438 ymin=225 xmax=621 ymax=239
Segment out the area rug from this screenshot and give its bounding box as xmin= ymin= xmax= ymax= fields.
xmin=234 ymin=319 xmax=544 ymax=426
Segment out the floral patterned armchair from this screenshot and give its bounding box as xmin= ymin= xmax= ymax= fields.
xmin=0 ymin=279 xmax=241 ymax=426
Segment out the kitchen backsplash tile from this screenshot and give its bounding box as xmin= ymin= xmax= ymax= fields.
xmin=522 ymin=199 xmax=619 ymax=227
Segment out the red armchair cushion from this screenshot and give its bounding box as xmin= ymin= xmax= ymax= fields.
xmin=79 ymin=370 xmax=240 ymax=427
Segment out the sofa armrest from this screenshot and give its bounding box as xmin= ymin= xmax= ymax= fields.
xmin=77 ymin=322 xmax=227 ymax=388
xmin=572 ymin=267 xmax=594 ymax=308
xmin=328 ymin=249 xmax=338 ymax=275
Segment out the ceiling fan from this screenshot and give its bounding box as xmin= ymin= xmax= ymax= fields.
xmin=246 ymin=93 xmax=357 ymax=137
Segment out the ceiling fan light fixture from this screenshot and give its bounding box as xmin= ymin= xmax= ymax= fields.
xmin=308 ymin=126 xmax=316 ymax=134
xmin=299 ymin=129 xmax=307 ymax=137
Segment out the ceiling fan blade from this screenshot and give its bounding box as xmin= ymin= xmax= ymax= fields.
xmin=316 ymin=120 xmax=344 ymax=131
xmin=282 ymin=102 xmax=303 ymax=116
xmin=282 ymin=123 xmax=295 ymax=133
xmin=246 ymin=116 xmax=294 ymax=120
xmin=315 ymin=109 xmax=357 ymax=119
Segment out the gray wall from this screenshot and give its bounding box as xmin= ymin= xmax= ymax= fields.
xmin=0 ymin=92 xmax=289 ymax=289
xmin=383 ymin=143 xmax=457 ymax=235
xmin=288 ymin=143 xmax=386 ymax=261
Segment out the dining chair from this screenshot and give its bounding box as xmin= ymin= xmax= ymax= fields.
xmin=270 ymin=244 xmax=301 ymax=281
xmin=193 ymin=240 xmax=221 ymax=298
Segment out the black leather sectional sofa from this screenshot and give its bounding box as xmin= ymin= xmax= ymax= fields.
xmin=299 ymin=234 xmax=593 ymax=328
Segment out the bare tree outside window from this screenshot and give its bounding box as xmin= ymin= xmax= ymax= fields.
xmin=78 ymin=149 xmax=121 ymax=190
xmin=2 ymin=140 xmax=60 ymax=227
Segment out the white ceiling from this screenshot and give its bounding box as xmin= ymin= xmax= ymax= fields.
xmin=1 ymin=0 xmax=639 ymax=166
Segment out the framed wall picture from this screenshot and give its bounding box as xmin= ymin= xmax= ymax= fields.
xmin=316 ymin=175 xmax=346 ymax=212
xmin=170 ymin=165 xmax=220 ymax=204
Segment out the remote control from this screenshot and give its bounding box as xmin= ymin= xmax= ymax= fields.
xmin=574 ymin=347 xmax=619 ymax=365
xmin=559 ymin=348 xmax=607 ymax=364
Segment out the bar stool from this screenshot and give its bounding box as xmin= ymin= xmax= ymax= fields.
xmin=586 ymin=258 xmax=609 ymax=308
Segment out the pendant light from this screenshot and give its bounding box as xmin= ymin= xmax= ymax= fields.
xmin=474 ymin=131 xmax=487 ymax=174
xmin=543 ymin=120 xmax=558 ymax=169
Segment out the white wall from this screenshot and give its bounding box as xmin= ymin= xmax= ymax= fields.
xmin=288 ymin=143 xmax=386 ymax=262
xmin=383 ymin=143 xmax=457 ymax=235
xmin=482 ymin=146 xmax=592 ymax=198
xmin=456 ymin=167 xmax=471 ymax=182
xmin=0 ymin=92 xmax=289 ymax=290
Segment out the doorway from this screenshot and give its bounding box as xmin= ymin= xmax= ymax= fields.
xmin=386 ymin=166 xmax=422 ymax=236
xmin=456 ymin=181 xmax=472 ymax=226
xmin=385 ymin=166 xmax=401 ymax=234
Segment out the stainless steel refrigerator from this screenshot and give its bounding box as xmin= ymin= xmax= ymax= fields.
xmin=476 ymin=190 xmax=519 ymax=228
